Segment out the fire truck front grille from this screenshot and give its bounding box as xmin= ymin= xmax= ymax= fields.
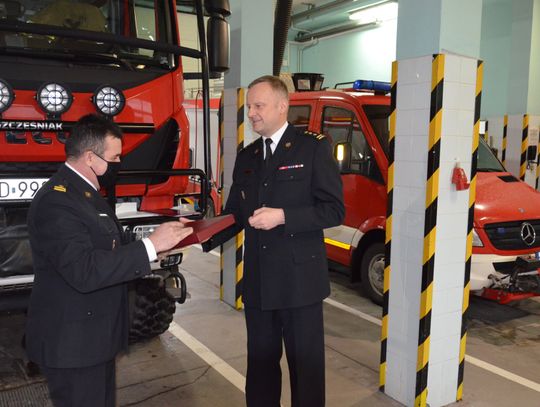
xmin=484 ymin=220 xmax=540 ymax=251
xmin=0 ymin=162 xmax=62 ymax=173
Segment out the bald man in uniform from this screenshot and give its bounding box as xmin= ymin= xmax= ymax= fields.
xmin=205 ymin=76 xmax=344 ymax=407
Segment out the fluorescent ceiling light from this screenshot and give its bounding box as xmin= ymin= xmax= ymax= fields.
xmin=349 ymin=1 xmax=398 ymax=24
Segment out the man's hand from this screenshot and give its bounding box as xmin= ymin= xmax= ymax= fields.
xmin=248 ymin=207 xmax=285 ymax=230
xmin=148 ymin=220 xmax=193 ymax=253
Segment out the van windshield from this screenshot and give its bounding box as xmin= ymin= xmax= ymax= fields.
xmin=363 ymin=104 xmax=390 ymax=158
xmin=477 ymin=137 xmax=505 ymax=172
xmin=363 ymin=104 xmax=506 ymax=172
xmin=0 ymin=0 xmax=174 ymax=67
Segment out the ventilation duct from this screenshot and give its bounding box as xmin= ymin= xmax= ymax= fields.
xmin=273 ymin=0 xmax=293 ymax=76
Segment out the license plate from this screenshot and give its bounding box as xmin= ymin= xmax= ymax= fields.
xmin=0 ymin=178 xmax=48 ymax=201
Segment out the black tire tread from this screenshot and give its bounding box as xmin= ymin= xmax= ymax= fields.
xmin=360 ymin=243 xmax=385 ymax=306
xmin=129 ymin=277 xmax=176 ymax=343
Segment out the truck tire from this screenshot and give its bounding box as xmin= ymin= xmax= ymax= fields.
xmin=128 ymin=276 xmax=176 ymax=343
xmin=360 ymin=243 xmax=385 ymax=306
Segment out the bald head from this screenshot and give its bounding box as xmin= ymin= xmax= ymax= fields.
xmin=246 ymin=76 xmax=289 ymax=137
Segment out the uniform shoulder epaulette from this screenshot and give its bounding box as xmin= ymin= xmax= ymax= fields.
xmin=48 ymin=177 xmax=70 ymax=194
xmin=53 ymin=184 xmax=67 ymax=193
xmin=303 ymin=130 xmax=326 ymax=141
xmin=240 ymin=139 xmax=259 ymax=153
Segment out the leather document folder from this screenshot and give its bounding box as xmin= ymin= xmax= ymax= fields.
xmin=176 ymin=214 xmax=235 ymax=248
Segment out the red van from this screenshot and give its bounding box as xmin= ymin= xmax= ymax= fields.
xmin=288 ymin=81 xmax=540 ymax=305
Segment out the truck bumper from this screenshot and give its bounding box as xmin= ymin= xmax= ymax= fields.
xmin=471 ymin=253 xmax=526 ymax=291
xmin=471 ymin=253 xmax=540 ymax=296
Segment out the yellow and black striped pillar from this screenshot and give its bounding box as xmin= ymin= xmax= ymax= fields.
xmin=219 ymin=92 xmax=225 ymax=301
xmin=414 ymin=53 xmax=444 ymax=407
xmin=519 ymin=114 xmax=529 ymax=181
xmin=379 ymin=60 xmax=397 ymax=393
xmin=234 ymin=88 xmax=245 ymax=310
xmin=456 ymin=60 xmax=482 ymax=401
xmin=502 ymin=115 xmax=508 ymax=167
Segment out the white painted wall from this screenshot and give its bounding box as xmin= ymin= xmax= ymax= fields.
xmin=288 ymin=18 xmax=397 ymax=88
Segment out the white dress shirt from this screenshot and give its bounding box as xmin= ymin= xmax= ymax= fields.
xmin=262 ymin=121 xmax=289 ymax=159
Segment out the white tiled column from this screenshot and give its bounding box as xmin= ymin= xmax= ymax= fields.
xmin=486 ymin=116 xmax=505 ymax=162
xmin=531 ymin=116 xmax=540 ymax=190
xmin=525 ymin=116 xmax=540 ymax=188
xmin=505 ymin=114 xmax=523 ymax=178
xmin=385 ymin=54 xmax=477 ymax=407
xmin=505 ymin=114 xmax=540 ymax=187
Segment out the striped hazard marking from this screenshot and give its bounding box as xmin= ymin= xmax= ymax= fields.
xmin=415 ymin=53 xmax=444 ymax=407
xmin=379 ymin=60 xmax=397 ymax=393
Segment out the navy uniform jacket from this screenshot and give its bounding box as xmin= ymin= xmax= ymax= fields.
xmin=25 ymin=165 xmax=151 ymax=369
xmin=210 ymin=124 xmax=344 ymax=310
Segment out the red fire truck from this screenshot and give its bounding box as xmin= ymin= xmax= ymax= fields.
xmin=183 ymin=96 xmax=222 ymax=217
xmin=0 ymin=0 xmax=229 ymax=340
xmin=288 ymin=79 xmax=540 ymax=305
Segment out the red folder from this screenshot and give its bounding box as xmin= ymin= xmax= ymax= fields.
xmin=176 ymin=214 xmax=235 ymax=248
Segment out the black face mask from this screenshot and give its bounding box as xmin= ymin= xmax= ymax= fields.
xmin=91 ymin=153 xmax=121 ymax=188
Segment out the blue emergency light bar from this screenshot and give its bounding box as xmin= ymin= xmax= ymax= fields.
xmin=353 ymin=80 xmax=391 ymax=93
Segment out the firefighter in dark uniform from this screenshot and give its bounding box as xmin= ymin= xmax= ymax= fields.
xmin=25 ymin=114 xmax=193 ymax=407
xmin=205 ymin=76 xmax=344 ymax=407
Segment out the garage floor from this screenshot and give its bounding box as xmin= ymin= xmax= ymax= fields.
xmin=1 ymin=246 xmax=539 ymax=406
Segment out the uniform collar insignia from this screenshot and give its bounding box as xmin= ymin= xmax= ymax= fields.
xmin=53 ymin=185 xmax=66 ymax=192
xmin=285 ymin=142 xmax=292 ymax=148
xmin=84 ymin=191 xmax=92 ymax=198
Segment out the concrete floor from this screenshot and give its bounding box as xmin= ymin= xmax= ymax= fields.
xmin=1 ymin=246 xmax=539 ymax=406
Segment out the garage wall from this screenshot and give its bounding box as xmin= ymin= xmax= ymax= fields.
xmin=286 ymin=20 xmax=397 ymax=88
xmin=177 ymin=13 xmax=224 ymax=98
xmin=286 ymin=0 xmax=531 ymax=118
xmin=480 ymin=0 xmax=512 ymax=118
xmin=529 ymin=0 xmax=540 ymax=115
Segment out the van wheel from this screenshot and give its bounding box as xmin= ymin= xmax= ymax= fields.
xmin=360 ymin=243 xmax=385 ymax=306
xmin=129 ymin=276 xmax=176 ymax=343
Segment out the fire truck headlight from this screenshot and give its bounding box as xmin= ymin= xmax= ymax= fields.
xmin=336 ymin=144 xmax=345 ymax=161
xmin=36 ymin=83 xmax=73 ymax=115
xmin=93 ymin=86 xmax=125 ymax=116
xmin=472 ymin=229 xmax=484 ymax=247
xmin=0 ymin=78 xmax=14 ymax=113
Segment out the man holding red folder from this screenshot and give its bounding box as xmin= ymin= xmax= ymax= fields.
xmin=204 ymin=75 xmax=344 ymax=407
xmin=26 ymin=115 xmax=193 ymax=407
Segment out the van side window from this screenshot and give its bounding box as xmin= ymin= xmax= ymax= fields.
xmin=363 ymin=105 xmax=390 ymax=158
xmin=322 ymin=106 xmax=382 ymax=182
xmin=288 ymin=105 xmax=311 ymax=132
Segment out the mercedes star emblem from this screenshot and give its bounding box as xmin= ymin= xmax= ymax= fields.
xmin=520 ymin=222 xmax=536 ymax=246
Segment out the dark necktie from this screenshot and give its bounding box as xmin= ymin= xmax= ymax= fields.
xmin=264 ymin=138 xmax=273 ymax=167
